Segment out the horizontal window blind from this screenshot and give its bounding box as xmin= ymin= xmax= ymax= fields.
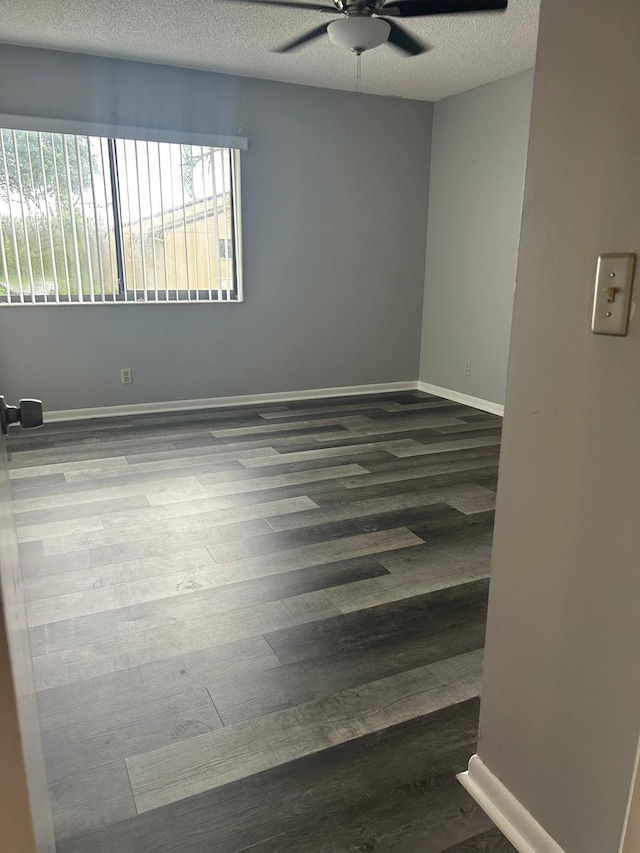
xmin=0 ymin=128 xmax=242 ymax=303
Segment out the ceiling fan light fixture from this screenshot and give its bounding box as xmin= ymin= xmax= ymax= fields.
xmin=327 ymin=16 xmax=391 ymax=53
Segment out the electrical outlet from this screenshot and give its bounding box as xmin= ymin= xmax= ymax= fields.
xmin=121 ymin=368 xmax=132 ymax=385
xmin=464 ymin=362 xmax=472 ymax=376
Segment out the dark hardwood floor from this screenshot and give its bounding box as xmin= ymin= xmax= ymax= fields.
xmin=8 ymin=390 xmax=515 ymax=852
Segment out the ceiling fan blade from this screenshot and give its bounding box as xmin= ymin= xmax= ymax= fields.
xmin=276 ymin=22 xmax=330 ymax=51
xmin=226 ymin=0 xmax=338 ymax=12
xmin=383 ymin=18 xmax=428 ymax=55
xmin=380 ymin=0 xmax=507 ymax=18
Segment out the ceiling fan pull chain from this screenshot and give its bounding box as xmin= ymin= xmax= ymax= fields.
xmin=356 ymin=50 xmax=362 ymax=96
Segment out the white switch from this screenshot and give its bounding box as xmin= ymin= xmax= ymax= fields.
xmin=591 ymin=253 xmax=636 ymax=336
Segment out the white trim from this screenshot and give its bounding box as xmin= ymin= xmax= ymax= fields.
xmin=0 ymin=113 xmax=248 ymax=150
xmin=417 ymin=381 xmax=504 ymax=417
xmin=457 ymin=755 xmax=567 ymax=853
xmin=44 ymin=381 xmax=417 ymax=423
xmin=620 ymin=733 xmax=640 ymax=852
xmin=231 ymin=148 xmax=244 ymax=301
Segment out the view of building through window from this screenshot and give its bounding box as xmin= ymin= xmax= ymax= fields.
xmin=0 ymin=128 xmax=241 ymax=302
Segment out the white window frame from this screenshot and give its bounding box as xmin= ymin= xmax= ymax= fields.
xmin=0 ymin=114 xmax=247 ymax=305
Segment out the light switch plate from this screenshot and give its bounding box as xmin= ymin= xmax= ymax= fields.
xmin=591 ymin=253 xmax=636 ymax=336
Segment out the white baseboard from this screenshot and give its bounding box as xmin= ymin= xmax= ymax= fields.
xmin=44 ymin=380 xmax=505 ymax=423
xmin=417 ymin=382 xmax=504 ymax=417
xmin=458 ymin=755 xmax=567 ymax=853
xmin=44 ymin=381 xmax=417 ymax=423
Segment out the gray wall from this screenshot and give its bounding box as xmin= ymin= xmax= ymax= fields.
xmin=419 ymin=70 xmax=533 ymax=406
xmin=0 ymin=46 xmax=432 ymax=411
xmin=477 ymin=0 xmax=640 ymax=850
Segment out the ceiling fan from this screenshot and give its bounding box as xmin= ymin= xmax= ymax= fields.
xmin=230 ymin=0 xmax=508 ymax=57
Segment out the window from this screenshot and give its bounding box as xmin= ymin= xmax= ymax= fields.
xmin=0 ymin=127 xmax=243 ymax=303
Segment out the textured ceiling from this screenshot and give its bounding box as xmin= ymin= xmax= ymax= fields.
xmin=0 ymin=0 xmax=539 ymax=101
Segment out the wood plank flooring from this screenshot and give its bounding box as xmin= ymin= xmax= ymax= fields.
xmin=7 ymin=391 xmax=515 ymax=852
